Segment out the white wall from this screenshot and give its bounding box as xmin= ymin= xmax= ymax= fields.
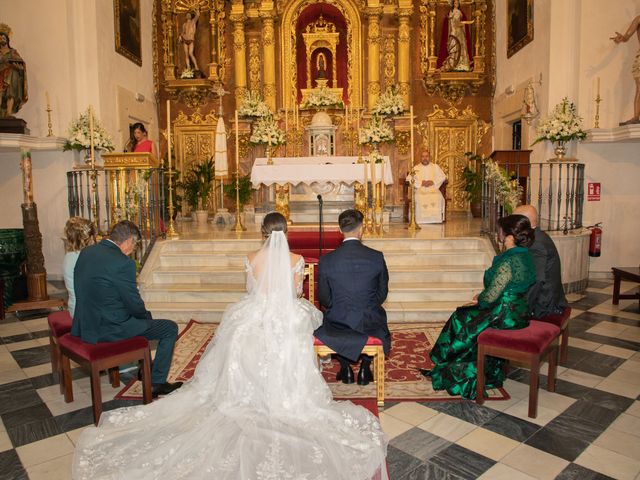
xmin=494 ymin=0 xmax=640 ymax=274
xmin=0 ymin=0 xmax=157 ymax=279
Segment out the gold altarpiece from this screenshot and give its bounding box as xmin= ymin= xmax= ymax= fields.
xmin=152 ymin=0 xmax=496 ymax=216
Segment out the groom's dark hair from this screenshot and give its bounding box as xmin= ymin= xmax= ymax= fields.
xmin=338 ymin=209 xmax=363 ymax=233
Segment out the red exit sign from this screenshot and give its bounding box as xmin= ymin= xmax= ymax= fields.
xmin=588 ymin=183 xmax=601 ymax=201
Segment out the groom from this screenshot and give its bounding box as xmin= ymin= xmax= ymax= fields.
xmin=314 ymin=209 xmax=391 ymax=385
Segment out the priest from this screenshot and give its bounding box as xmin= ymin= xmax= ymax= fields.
xmin=407 ymin=149 xmax=447 ymax=223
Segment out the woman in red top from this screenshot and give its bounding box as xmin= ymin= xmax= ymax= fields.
xmin=127 ymin=122 xmax=156 ymax=155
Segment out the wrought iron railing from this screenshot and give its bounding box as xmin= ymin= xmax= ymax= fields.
xmin=482 ymin=161 xmax=585 ymax=249
xmin=66 ymin=167 xmax=166 ymax=265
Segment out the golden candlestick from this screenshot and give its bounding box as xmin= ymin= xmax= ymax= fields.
xmin=45 ymin=94 xmax=53 ymax=137
xmin=407 ymin=168 xmax=420 ymax=232
xmin=267 ymin=144 xmax=273 ymax=166
xmin=233 ymin=110 xmax=246 ymax=232
xmin=165 ymin=100 xmax=178 ymax=239
xmin=594 ymin=77 xmax=602 ymax=129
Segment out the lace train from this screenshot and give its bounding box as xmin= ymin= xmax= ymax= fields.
xmin=73 ymin=276 xmax=388 ymax=479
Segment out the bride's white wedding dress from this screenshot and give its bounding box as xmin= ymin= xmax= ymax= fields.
xmin=73 ymin=231 xmax=388 ymax=480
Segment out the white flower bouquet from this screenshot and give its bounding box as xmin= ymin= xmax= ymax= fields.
xmin=371 ymin=86 xmax=405 ymax=117
xmin=533 ymin=97 xmax=587 ymax=144
xmin=484 ymin=159 xmax=523 ymax=214
xmin=64 ymin=109 xmax=115 ymax=152
xmin=359 ymin=115 xmax=394 ymax=145
xmin=238 ymin=91 xmax=271 ymax=118
xmin=368 ymin=151 xmax=384 ymax=164
xmin=249 ymin=116 xmax=286 ymax=146
xmin=301 ymin=87 xmax=344 ymax=109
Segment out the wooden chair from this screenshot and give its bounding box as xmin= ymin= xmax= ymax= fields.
xmin=313 ymin=336 xmax=385 ymax=407
xmin=47 ymin=311 xmax=74 ymax=393
xmin=59 ymin=334 xmax=153 ymax=425
xmin=476 ymin=320 xmax=560 ymax=418
xmin=536 ymin=307 xmax=572 ymax=363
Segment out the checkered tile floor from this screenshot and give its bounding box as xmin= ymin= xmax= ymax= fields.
xmin=0 ymin=278 xmax=638 ymax=480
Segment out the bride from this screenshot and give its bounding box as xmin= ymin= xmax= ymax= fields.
xmin=73 ymin=212 xmax=388 ymax=479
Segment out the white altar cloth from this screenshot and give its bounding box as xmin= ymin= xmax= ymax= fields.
xmin=250 ymin=156 xmax=393 ymax=188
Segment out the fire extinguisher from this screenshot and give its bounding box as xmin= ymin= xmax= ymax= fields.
xmin=588 ymin=223 xmax=602 ymax=257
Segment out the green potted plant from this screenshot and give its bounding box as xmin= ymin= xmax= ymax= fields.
xmin=462 ymin=152 xmax=483 ymax=218
xmin=183 ymin=158 xmax=215 ymax=224
xmin=223 ymin=175 xmax=253 ymax=213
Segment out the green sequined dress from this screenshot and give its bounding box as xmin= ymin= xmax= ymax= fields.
xmin=430 ymin=246 xmax=536 ymax=399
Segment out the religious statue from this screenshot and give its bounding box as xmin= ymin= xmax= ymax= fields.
xmin=180 ymin=8 xmax=200 ymax=75
xmin=437 ymin=0 xmax=474 ymax=72
xmin=520 ymin=80 xmax=539 ymax=123
xmin=611 ymin=15 xmax=640 ymax=125
xmin=0 ymin=24 xmax=28 ymax=118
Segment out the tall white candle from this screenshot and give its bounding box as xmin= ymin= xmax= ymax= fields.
xmin=410 ymin=105 xmax=415 ymax=166
xmin=166 ymin=100 xmax=172 ymax=169
xmin=88 ymin=105 xmax=95 ymax=168
xmin=235 ymin=110 xmax=240 ymax=171
xmin=597 ymin=77 xmax=600 ymax=97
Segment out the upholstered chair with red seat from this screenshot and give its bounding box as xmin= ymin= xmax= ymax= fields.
xmin=47 ymin=311 xmax=73 ymax=393
xmin=288 ymin=231 xmax=344 ymax=258
xmin=536 ymin=306 xmax=572 ymax=362
xmin=59 ymin=333 xmax=153 ymax=425
xmin=476 ymin=320 xmax=561 ymax=418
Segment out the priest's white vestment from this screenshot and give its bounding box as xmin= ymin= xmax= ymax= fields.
xmin=407 ymin=162 xmax=447 ymax=224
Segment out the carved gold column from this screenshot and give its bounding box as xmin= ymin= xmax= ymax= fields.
xmin=397 ymin=7 xmax=412 ymax=106
xmin=260 ymin=8 xmax=277 ymax=112
xmin=366 ymin=7 xmax=382 ymax=110
xmin=208 ymin=5 xmax=219 ymax=81
xmin=162 ymin=0 xmax=176 ymax=80
xmin=230 ymin=5 xmax=247 ymax=105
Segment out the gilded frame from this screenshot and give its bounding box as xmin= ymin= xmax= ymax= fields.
xmin=506 ymin=0 xmax=533 ymax=59
xmin=114 ymin=0 xmax=142 ymax=66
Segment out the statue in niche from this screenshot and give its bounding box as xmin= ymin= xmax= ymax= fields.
xmin=611 ymin=15 xmax=640 ymax=125
xmin=0 ymin=25 xmax=28 ymax=118
xmin=315 ymin=51 xmax=329 ymax=88
xmin=437 ymin=0 xmax=474 ymax=72
xmin=179 ymin=8 xmax=200 ymax=76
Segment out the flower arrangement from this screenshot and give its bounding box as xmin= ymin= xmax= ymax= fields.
xmin=249 ymin=116 xmax=286 ymax=146
xmin=484 ymin=159 xmax=523 ymax=214
xmin=359 ymin=115 xmax=394 ymax=145
xmin=368 ymin=151 xmax=384 ymax=164
xmin=301 ymin=87 xmax=344 ymax=109
xmin=371 ymin=86 xmax=405 ymax=117
xmin=238 ymin=91 xmax=271 ymax=118
xmin=533 ymin=97 xmax=587 ymax=145
xmin=63 ymin=109 xmax=115 ymax=152
xmin=180 ymin=68 xmax=195 ymax=79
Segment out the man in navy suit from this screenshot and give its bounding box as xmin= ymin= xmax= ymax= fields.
xmin=314 ymin=209 xmax=390 ymax=385
xmin=72 ymin=220 xmax=182 ymax=398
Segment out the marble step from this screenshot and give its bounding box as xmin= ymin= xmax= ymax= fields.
xmin=142 ymin=281 xmax=481 ymax=303
xmin=161 ymin=239 xmax=263 ymax=253
xmin=149 ymin=264 xmax=484 ymax=285
xmin=157 ymin=250 xmax=488 ymax=268
xmin=147 ymin=300 xmax=458 ymax=324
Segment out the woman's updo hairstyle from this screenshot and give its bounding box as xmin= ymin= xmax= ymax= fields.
xmin=497 ymin=214 xmax=535 ymax=248
xmin=261 ymin=211 xmax=288 ymax=237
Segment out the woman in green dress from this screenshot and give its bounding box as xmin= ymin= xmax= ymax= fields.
xmin=423 ymin=214 xmax=537 ymax=399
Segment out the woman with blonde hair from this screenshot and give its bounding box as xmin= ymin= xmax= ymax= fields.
xmin=63 ymin=217 xmax=96 ymax=316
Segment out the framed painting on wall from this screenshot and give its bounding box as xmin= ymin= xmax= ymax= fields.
xmin=114 ymin=0 xmax=142 ymax=66
xmin=507 ymin=0 xmax=533 ymax=58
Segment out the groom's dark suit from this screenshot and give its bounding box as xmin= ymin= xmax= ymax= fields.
xmin=71 ymin=239 xmax=178 ymax=385
xmin=314 ymin=239 xmax=390 ymax=361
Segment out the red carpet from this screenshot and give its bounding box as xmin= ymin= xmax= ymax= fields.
xmin=115 ymin=320 xmax=509 ymax=402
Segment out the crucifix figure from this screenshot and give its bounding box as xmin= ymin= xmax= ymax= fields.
xmin=611 ymin=15 xmax=640 ymax=125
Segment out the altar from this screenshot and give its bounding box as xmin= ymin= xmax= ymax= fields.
xmin=251 ymin=156 xmax=393 ymax=224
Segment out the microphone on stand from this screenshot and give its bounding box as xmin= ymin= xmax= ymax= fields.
xmin=317 ymin=194 xmax=323 ymax=259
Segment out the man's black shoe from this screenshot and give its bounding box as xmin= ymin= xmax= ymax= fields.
xmin=336 ymin=365 xmax=355 ymax=384
xmin=357 ymin=362 xmax=374 ymax=386
xmin=152 ymin=382 xmax=183 ymax=398
xmin=418 ymin=368 xmax=433 ymax=378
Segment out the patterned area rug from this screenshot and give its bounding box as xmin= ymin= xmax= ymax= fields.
xmin=115 ymin=320 xmax=509 ymax=402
